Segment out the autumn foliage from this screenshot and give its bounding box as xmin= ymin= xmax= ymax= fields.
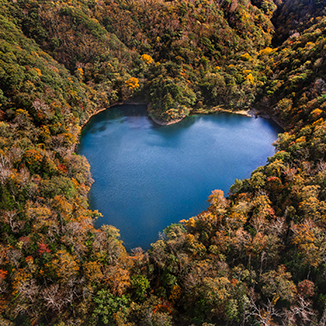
xmin=1 ymin=0 xmax=326 ymax=325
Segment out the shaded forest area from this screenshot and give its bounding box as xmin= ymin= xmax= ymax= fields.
xmin=1 ymin=0 xmax=326 ymax=325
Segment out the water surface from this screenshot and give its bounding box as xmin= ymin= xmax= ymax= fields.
xmin=78 ymin=105 xmax=282 ymax=250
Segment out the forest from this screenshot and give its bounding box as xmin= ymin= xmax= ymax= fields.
xmin=1 ymin=0 xmax=326 ymax=324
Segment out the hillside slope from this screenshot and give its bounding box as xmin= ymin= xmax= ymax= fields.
xmin=1 ymin=0 xmax=326 ymax=325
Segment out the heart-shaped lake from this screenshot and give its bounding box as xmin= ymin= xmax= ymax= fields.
xmin=78 ymin=104 xmax=282 ymax=250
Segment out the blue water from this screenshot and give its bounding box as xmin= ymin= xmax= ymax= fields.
xmin=78 ymin=104 xmax=282 ymax=250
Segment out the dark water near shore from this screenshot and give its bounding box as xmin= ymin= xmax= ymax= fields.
xmin=78 ymin=104 xmax=282 ymax=250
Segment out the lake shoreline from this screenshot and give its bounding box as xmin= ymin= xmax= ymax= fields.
xmin=191 ymin=106 xmax=285 ymax=129
xmin=254 ymin=110 xmax=285 ymax=130
xmin=148 ymin=106 xmax=284 ymax=130
xmin=80 ymin=102 xmax=121 ymax=131
xmin=191 ymin=106 xmax=252 ymax=117
xmin=77 ymin=100 xmax=284 ymax=151
xmin=147 ymin=104 xmax=254 ymax=126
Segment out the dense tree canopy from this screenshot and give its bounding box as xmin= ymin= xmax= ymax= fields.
xmin=1 ymin=0 xmax=326 ymax=325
